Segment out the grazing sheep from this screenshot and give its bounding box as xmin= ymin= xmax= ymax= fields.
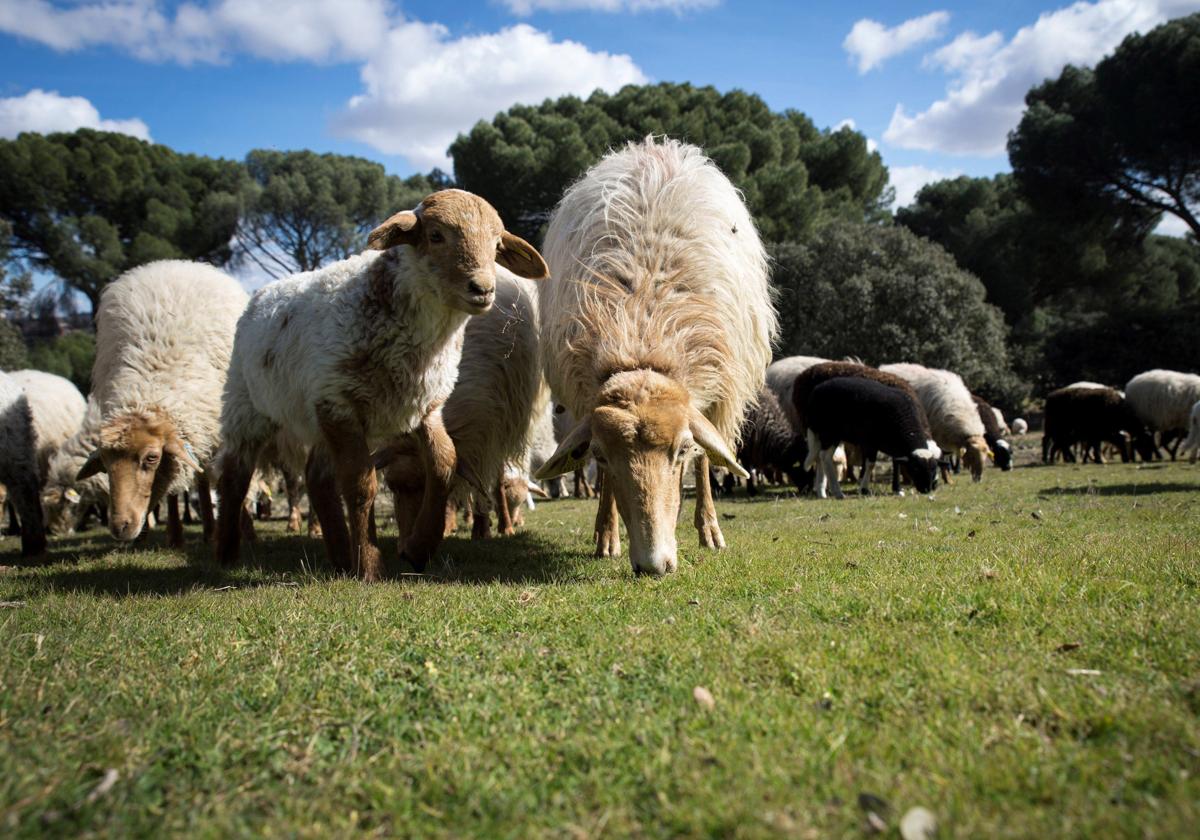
xmin=0 ymin=371 xmax=46 ymax=556
xmin=802 ymin=377 xmax=941 ymax=499
xmin=1125 ymin=369 xmax=1200 ymax=460
xmin=379 ymin=268 xmax=544 ymax=545
xmin=216 ymin=189 xmax=548 ymax=579
xmin=76 ymin=261 xmax=247 ymax=547
xmin=1041 ymin=385 xmax=1155 ymax=464
xmin=765 ymin=355 xmax=829 ymax=430
xmin=1180 ymin=400 xmax=1200 ymax=463
xmin=42 ymin=398 xmax=108 ymax=535
xmin=791 ymin=361 xmax=935 ymax=494
xmin=880 ymin=363 xmax=990 ymax=482
xmin=736 ymin=387 xmax=807 ymax=494
xmin=7 ymin=370 xmax=87 ymax=482
xmin=1012 ymin=418 xmax=1029 ymax=435
xmin=992 ymin=406 xmax=1010 ymax=436
xmin=536 ymin=138 xmax=776 ymax=576
xmin=972 ymin=394 xmax=1012 ymax=471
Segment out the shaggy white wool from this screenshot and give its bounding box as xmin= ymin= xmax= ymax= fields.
xmin=7 ymin=370 xmax=86 ymax=482
xmin=880 ymin=362 xmax=986 ymax=450
xmin=765 ymin=355 xmax=830 ymax=431
xmin=1125 ymin=369 xmax=1200 ymax=436
xmin=539 ymin=137 xmax=777 ymax=444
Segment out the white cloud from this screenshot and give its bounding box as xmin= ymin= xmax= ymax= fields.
xmin=502 ymin=0 xmax=717 ymax=13
xmin=0 ymin=89 xmax=150 ymax=140
xmin=888 ymin=164 xmax=961 ymax=209
xmin=334 ymin=23 xmax=647 ymax=168
xmin=843 ymin=11 xmax=950 ymax=74
xmin=885 ymin=0 xmax=1200 ymax=156
xmin=0 ymin=0 xmax=392 ymax=64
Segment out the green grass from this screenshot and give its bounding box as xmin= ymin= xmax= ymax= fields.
xmin=2 ymin=454 xmax=1199 ymax=838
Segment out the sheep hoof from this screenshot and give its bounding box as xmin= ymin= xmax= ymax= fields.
xmin=697 ymin=523 xmax=726 ymax=550
xmin=594 ymin=530 xmax=621 ymax=557
xmin=398 ymin=549 xmax=427 ymax=574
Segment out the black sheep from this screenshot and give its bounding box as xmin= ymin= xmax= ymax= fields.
xmin=972 ymin=394 xmax=1012 ymax=471
xmin=734 ymin=387 xmax=807 ymax=494
xmin=1042 ymin=387 xmax=1156 ymax=464
xmin=802 ymin=377 xmax=941 ymax=498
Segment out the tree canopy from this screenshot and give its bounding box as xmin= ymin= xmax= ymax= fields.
xmin=0 ymin=129 xmax=246 ymax=314
xmin=236 ymin=150 xmax=449 ymax=278
xmin=771 ymin=220 xmax=1024 ymax=408
xmin=449 ymin=82 xmax=890 ymax=242
xmin=1009 ymin=14 xmax=1200 ymax=239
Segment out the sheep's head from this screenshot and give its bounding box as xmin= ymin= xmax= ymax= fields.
xmin=536 ymin=370 xmax=747 ymax=577
xmin=41 ymin=484 xmax=85 ymax=535
xmin=368 ymin=189 xmax=548 ymax=315
xmin=991 ymin=438 xmax=1013 ymax=471
xmin=904 ymin=441 xmax=941 ymax=494
xmin=962 ymin=435 xmax=989 ymax=482
xmin=76 ymin=409 xmax=200 ymax=542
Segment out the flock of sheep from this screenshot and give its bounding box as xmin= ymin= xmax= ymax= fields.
xmin=2 ymin=138 xmax=1198 ymax=576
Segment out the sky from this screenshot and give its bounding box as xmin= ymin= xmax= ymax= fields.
xmin=1 ymin=0 xmax=1197 ymax=226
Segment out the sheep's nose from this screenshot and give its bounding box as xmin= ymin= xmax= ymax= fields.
xmin=467 ymin=280 xmax=492 ymax=297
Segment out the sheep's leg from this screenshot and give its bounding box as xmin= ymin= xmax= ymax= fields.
xmin=182 ymin=491 xmax=194 ymax=525
xmin=283 ymin=466 xmax=303 ymax=533
xmin=819 ymin=448 xmax=845 ymax=500
xmin=306 ymin=446 xmax=352 ymax=573
xmin=892 ymin=461 xmax=901 ymax=495
xmin=215 ymin=452 xmax=256 ymax=567
xmin=858 ymin=454 xmax=875 ymax=496
xmin=11 ymin=478 xmax=46 ymax=558
xmin=166 ymin=494 xmax=183 ymax=548
xmin=325 ymin=433 xmax=382 ymax=582
xmin=471 ymin=493 xmax=492 ymax=540
xmin=693 ymin=453 xmax=726 ymax=550
xmin=594 ymin=466 xmax=620 ymax=557
xmin=196 ymin=472 xmax=215 ymax=542
xmin=495 ymin=475 xmax=515 ymax=537
xmin=400 ymin=410 xmax=456 ymax=573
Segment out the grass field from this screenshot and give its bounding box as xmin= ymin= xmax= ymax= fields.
xmin=2 ymin=448 xmax=1199 ymax=837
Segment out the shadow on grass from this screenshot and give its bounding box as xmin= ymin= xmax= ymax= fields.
xmin=1039 ymin=481 xmax=1199 ymax=497
xmin=421 ymin=529 xmax=598 ymax=585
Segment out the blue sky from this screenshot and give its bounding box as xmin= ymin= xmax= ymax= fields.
xmin=1 ymin=0 xmax=1197 ymax=217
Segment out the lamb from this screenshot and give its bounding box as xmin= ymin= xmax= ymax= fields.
xmin=6 ymin=370 xmax=87 ymax=482
xmin=1125 ymin=369 xmax=1200 ymax=460
xmin=1011 ymin=418 xmax=1029 ymax=435
xmin=1179 ymin=400 xmax=1200 ymax=463
xmin=0 ymin=371 xmax=46 ymax=556
xmin=879 ymin=363 xmax=990 ymax=482
xmin=215 ymin=189 xmax=548 ymax=580
xmin=42 ymin=398 xmax=108 ymax=535
xmin=379 ymin=267 xmax=545 ymax=545
xmin=972 ymin=394 xmax=1012 ymax=471
xmin=76 ymin=260 xmax=247 ymax=547
xmin=1041 ymin=385 xmax=1155 ymax=464
xmin=791 ymin=361 xmax=934 ymax=494
xmin=801 ymin=377 xmax=941 ymax=499
xmin=735 ymin=387 xmax=807 ymax=494
xmin=765 ymin=355 xmax=829 ymax=430
xmin=536 ymin=138 xmax=776 ymax=576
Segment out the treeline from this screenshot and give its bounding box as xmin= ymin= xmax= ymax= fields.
xmin=2 ymin=15 xmax=1197 ymax=413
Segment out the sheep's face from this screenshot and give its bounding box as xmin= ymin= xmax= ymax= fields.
xmin=992 ymin=438 xmax=1013 ymax=471
xmin=76 ymin=411 xmax=200 ymax=542
xmin=367 ymin=189 xmax=548 ymax=315
xmin=536 ymin=370 xmax=748 ymax=577
xmin=962 ymin=436 xmax=989 ymax=482
xmin=904 ymin=449 xmax=940 ymax=494
xmin=1131 ymin=430 xmax=1157 ymax=462
xmin=42 ymin=485 xmax=84 ymax=535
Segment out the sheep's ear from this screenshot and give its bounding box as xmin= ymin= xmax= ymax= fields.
xmin=688 ymin=408 xmax=748 ymax=479
xmin=527 ymin=480 xmax=550 ymax=499
xmin=535 ymin=416 xmax=592 ymax=479
xmin=76 ymin=450 xmax=107 ymax=480
xmin=164 ymin=436 xmax=202 ymax=473
xmin=368 ymin=211 xmax=421 ymax=251
xmin=498 ymin=231 xmax=549 ymax=280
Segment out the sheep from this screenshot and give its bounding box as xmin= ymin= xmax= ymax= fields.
xmin=1012 ymin=418 xmax=1029 ymax=435
xmin=991 ymin=406 xmax=1010 ymax=437
xmin=76 ymin=261 xmax=247 ymax=547
xmin=802 ymin=377 xmax=941 ymax=499
xmin=41 ymin=398 xmax=108 ymax=535
xmin=378 ymin=267 xmax=545 ymax=546
xmin=765 ymin=355 xmax=830 ymax=430
xmin=1041 ymin=385 xmax=1155 ymax=464
xmin=1179 ymin=400 xmax=1200 ymax=463
xmin=1125 ymin=369 xmax=1200 ymax=460
xmin=735 ymin=387 xmax=807 ymax=494
xmin=879 ymin=363 xmax=990 ymax=482
xmin=972 ymin=394 xmax=1012 ymax=471
xmin=535 ymin=138 xmax=776 ymax=576
xmin=791 ymin=361 xmax=934 ymax=494
xmin=6 ymin=370 xmax=87 ymax=483
xmin=215 ymin=189 xmax=548 ymax=580
xmin=0 ymin=371 xmax=46 ymax=556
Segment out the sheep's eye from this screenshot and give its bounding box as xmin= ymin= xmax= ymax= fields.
xmin=428 ymin=229 xmax=445 ymax=244
xmin=143 ymin=454 xmax=159 ymax=468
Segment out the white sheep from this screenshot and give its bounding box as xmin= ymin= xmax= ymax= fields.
xmin=215 ymin=189 xmax=548 ymax=580
xmin=536 ymin=138 xmax=776 ymax=576
xmin=76 ymin=260 xmax=248 ymax=547
xmin=1125 ymin=369 xmax=1200 ymax=460
xmin=880 ymin=362 xmax=989 ymax=481
xmin=7 ymin=370 xmax=87 ymax=483
xmin=42 ymin=398 xmax=107 ymax=534
xmin=765 ymin=355 xmax=830 ymax=430
xmin=1180 ymin=400 xmax=1200 ymax=463
xmin=0 ymin=370 xmax=46 ymax=556
xmin=1012 ymin=418 xmax=1029 ymax=435
xmin=379 ymin=268 xmax=545 ymax=544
